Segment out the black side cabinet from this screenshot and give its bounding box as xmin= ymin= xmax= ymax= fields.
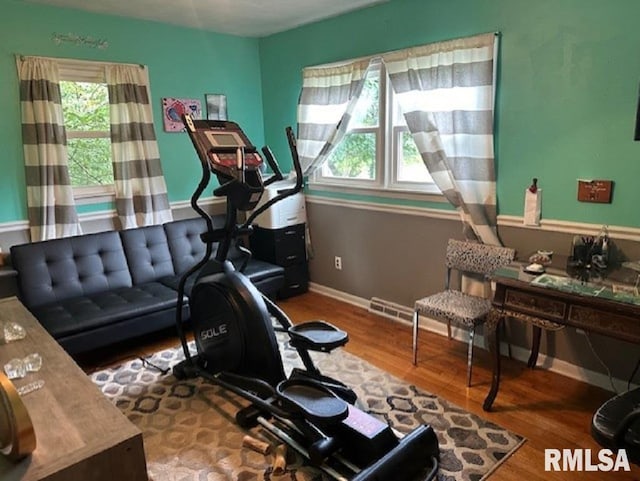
xmin=250 ymin=224 xmax=309 ymax=298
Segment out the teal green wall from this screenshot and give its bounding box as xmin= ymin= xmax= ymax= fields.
xmin=0 ymin=0 xmax=264 ymax=223
xmin=3 ymin=0 xmax=640 ymax=228
xmin=259 ymin=0 xmax=640 ymax=228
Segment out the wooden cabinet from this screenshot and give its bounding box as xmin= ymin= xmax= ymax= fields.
xmin=250 ymin=224 xmax=309 ymax=298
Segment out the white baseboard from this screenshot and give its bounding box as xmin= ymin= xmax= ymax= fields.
xmin=308 ymin=282 xmax=633 ymax=393
xmin=308 ymin=282 xmax=370 ymax=309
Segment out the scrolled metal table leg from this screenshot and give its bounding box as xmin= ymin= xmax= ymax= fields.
xmin=527 ymin=325 xmax=542 ymax=368
xmin=483 ymin=308 xmax=503 ymax=412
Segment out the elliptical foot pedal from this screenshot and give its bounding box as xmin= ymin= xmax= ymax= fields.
xmin=351 ymin=424 xmax=440 ymax=481
xmin=277 ymin=379 xmax=349 ymax=424
xmin=288 ymin=321 xmax=348 ymax=352
xmin=289 ymin=368 xmax=357 ymax=405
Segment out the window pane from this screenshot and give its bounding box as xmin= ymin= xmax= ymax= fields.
xmin=350 ymin=71 xmax=379 ymax=128
xmin=396 ymin=131 xmax=433 ymax=183
xmin=61 ymin=80 xmax=113 ymax=188
xmin=67 ymin=137 xmax=113 ymax=186
xmin=61 ymin=81 xmax=110 ymax=131
xmin=323 ymin=133 xmax=376 ymax=180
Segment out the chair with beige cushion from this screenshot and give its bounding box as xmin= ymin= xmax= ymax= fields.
xmin=412 ymin=239 xmax=515 ymax=386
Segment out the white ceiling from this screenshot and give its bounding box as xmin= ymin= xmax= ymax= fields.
xmin=24 ymin=0 xmax=388 ymax=37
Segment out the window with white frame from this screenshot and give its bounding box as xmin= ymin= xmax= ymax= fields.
xmin=58 ymin=60 xmax=114 ymax=200
xmin=314 ymin=61 xmax=439 ymax=194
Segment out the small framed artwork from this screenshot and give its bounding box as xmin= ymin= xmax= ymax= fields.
xmin=206 ymin=94 xmax=227 ymax=121
xmin=162 ymin=98 xmax=201 ymax=132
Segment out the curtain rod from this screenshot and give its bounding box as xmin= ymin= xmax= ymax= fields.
xmin=18 ymin=54 xmax=145 ymax=69
xmin=304 ymin=31 xmax=500 ymax=71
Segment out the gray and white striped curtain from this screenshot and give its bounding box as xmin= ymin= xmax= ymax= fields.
xmin=18 ymin=56 xmax=82 ymax=241
xmin=296 ymin=59 xmax=372 ymax=177
xmin=383 ymin=33 xmax=500 ymax=245
xmin=106 ymin=65 xmax=172 ymax=229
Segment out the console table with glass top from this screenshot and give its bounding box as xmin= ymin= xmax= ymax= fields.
xmin=482 ymin=258 xmax=640 ymax=411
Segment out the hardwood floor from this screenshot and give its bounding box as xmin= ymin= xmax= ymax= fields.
xmin=79 ymin=291 xmax=639 ymax=480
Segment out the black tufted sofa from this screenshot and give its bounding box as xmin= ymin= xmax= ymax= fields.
xmin=10 ymin=216 xmax=284 ymax=355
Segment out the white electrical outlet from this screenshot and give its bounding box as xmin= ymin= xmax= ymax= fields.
xmin=334 ymin=256 xmax=342 ymax=270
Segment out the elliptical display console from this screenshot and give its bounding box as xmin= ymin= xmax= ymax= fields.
xmin=174 ymin=113 xmax=439 ymax=480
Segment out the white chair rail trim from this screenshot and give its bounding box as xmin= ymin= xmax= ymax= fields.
xmin=497 ymin=215 xmax=640 ymax=241
xmin=0 ymin=197 xmax=225 ymax=235
xmin=306 ymin=195 xmax=640 ymax=241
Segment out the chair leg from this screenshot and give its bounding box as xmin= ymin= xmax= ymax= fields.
xmin=467 ymin=325 xmax=476 ymax=387
xmin=447 ymin=319 xmax=452 ymax=340
xmin=412 ymin=310 xmax=419 ymax=365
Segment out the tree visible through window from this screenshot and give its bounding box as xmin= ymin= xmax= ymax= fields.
xmin=60 ymin=81 xmax=113 ymax=189
xmin=323 ymin=72 xmax=379 ymax=180
xmin=317 ymin=63 xmax=436 ymax=192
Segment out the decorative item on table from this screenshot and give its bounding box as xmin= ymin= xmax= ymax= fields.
xmin=3 ymin=353 xmax=42 ymax=380
xmin=528 ymin=250 xmax=554 ymax=265
xmin=611 ymin=277 xmax=640 ymax=305
xmin=17 ymin=379 xmax=45 ymax=396
xmin=162 ymin=97 xmax=202 ymax=132
xmin=570 ymin=225 xmax=609 ymax=269
xmin=612 ymin=281 xmax=639 ymax=298
xmin=0 ymin=321 xmax=26 ymax=344
xmin=523 ymin=262 xmax=545 ymax=275
xmin=622 ymin=260 xmax=640 ymax=272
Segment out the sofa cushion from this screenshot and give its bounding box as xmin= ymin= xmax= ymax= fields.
xmin=163 ymin=217 xmax=208 ymax=275
xmin=120 ymin=224 xmax=175 ymax=284
xmin=58 ymin=306 xmax=185 ymax=355
xmin=30 ymin=282 xmax=182 ymax=339
xmin=158 ymin=274 xmax=198 ymax=297
xmin=236 ymin=258 xmax=285 ymax=283
xmin=11 ymin=231 xmax=132 ymax=309
xmin=162 ymin=217 xmax=285 ymax=298
xmin=160 ymin=258 xmax=284 ymax=295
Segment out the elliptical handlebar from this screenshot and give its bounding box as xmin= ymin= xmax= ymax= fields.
xmin=261 ymin=146 xmax=284 ymax=187
xmin=286 ymin=126 xmax=304 ymax=192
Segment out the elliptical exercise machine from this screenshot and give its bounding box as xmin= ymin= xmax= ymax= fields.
xmin=173 ymin=113 xmax=439 ymax=480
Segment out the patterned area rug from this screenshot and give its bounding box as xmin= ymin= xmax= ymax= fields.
xmin=91 ymin=337 xmax=524 ymax=481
